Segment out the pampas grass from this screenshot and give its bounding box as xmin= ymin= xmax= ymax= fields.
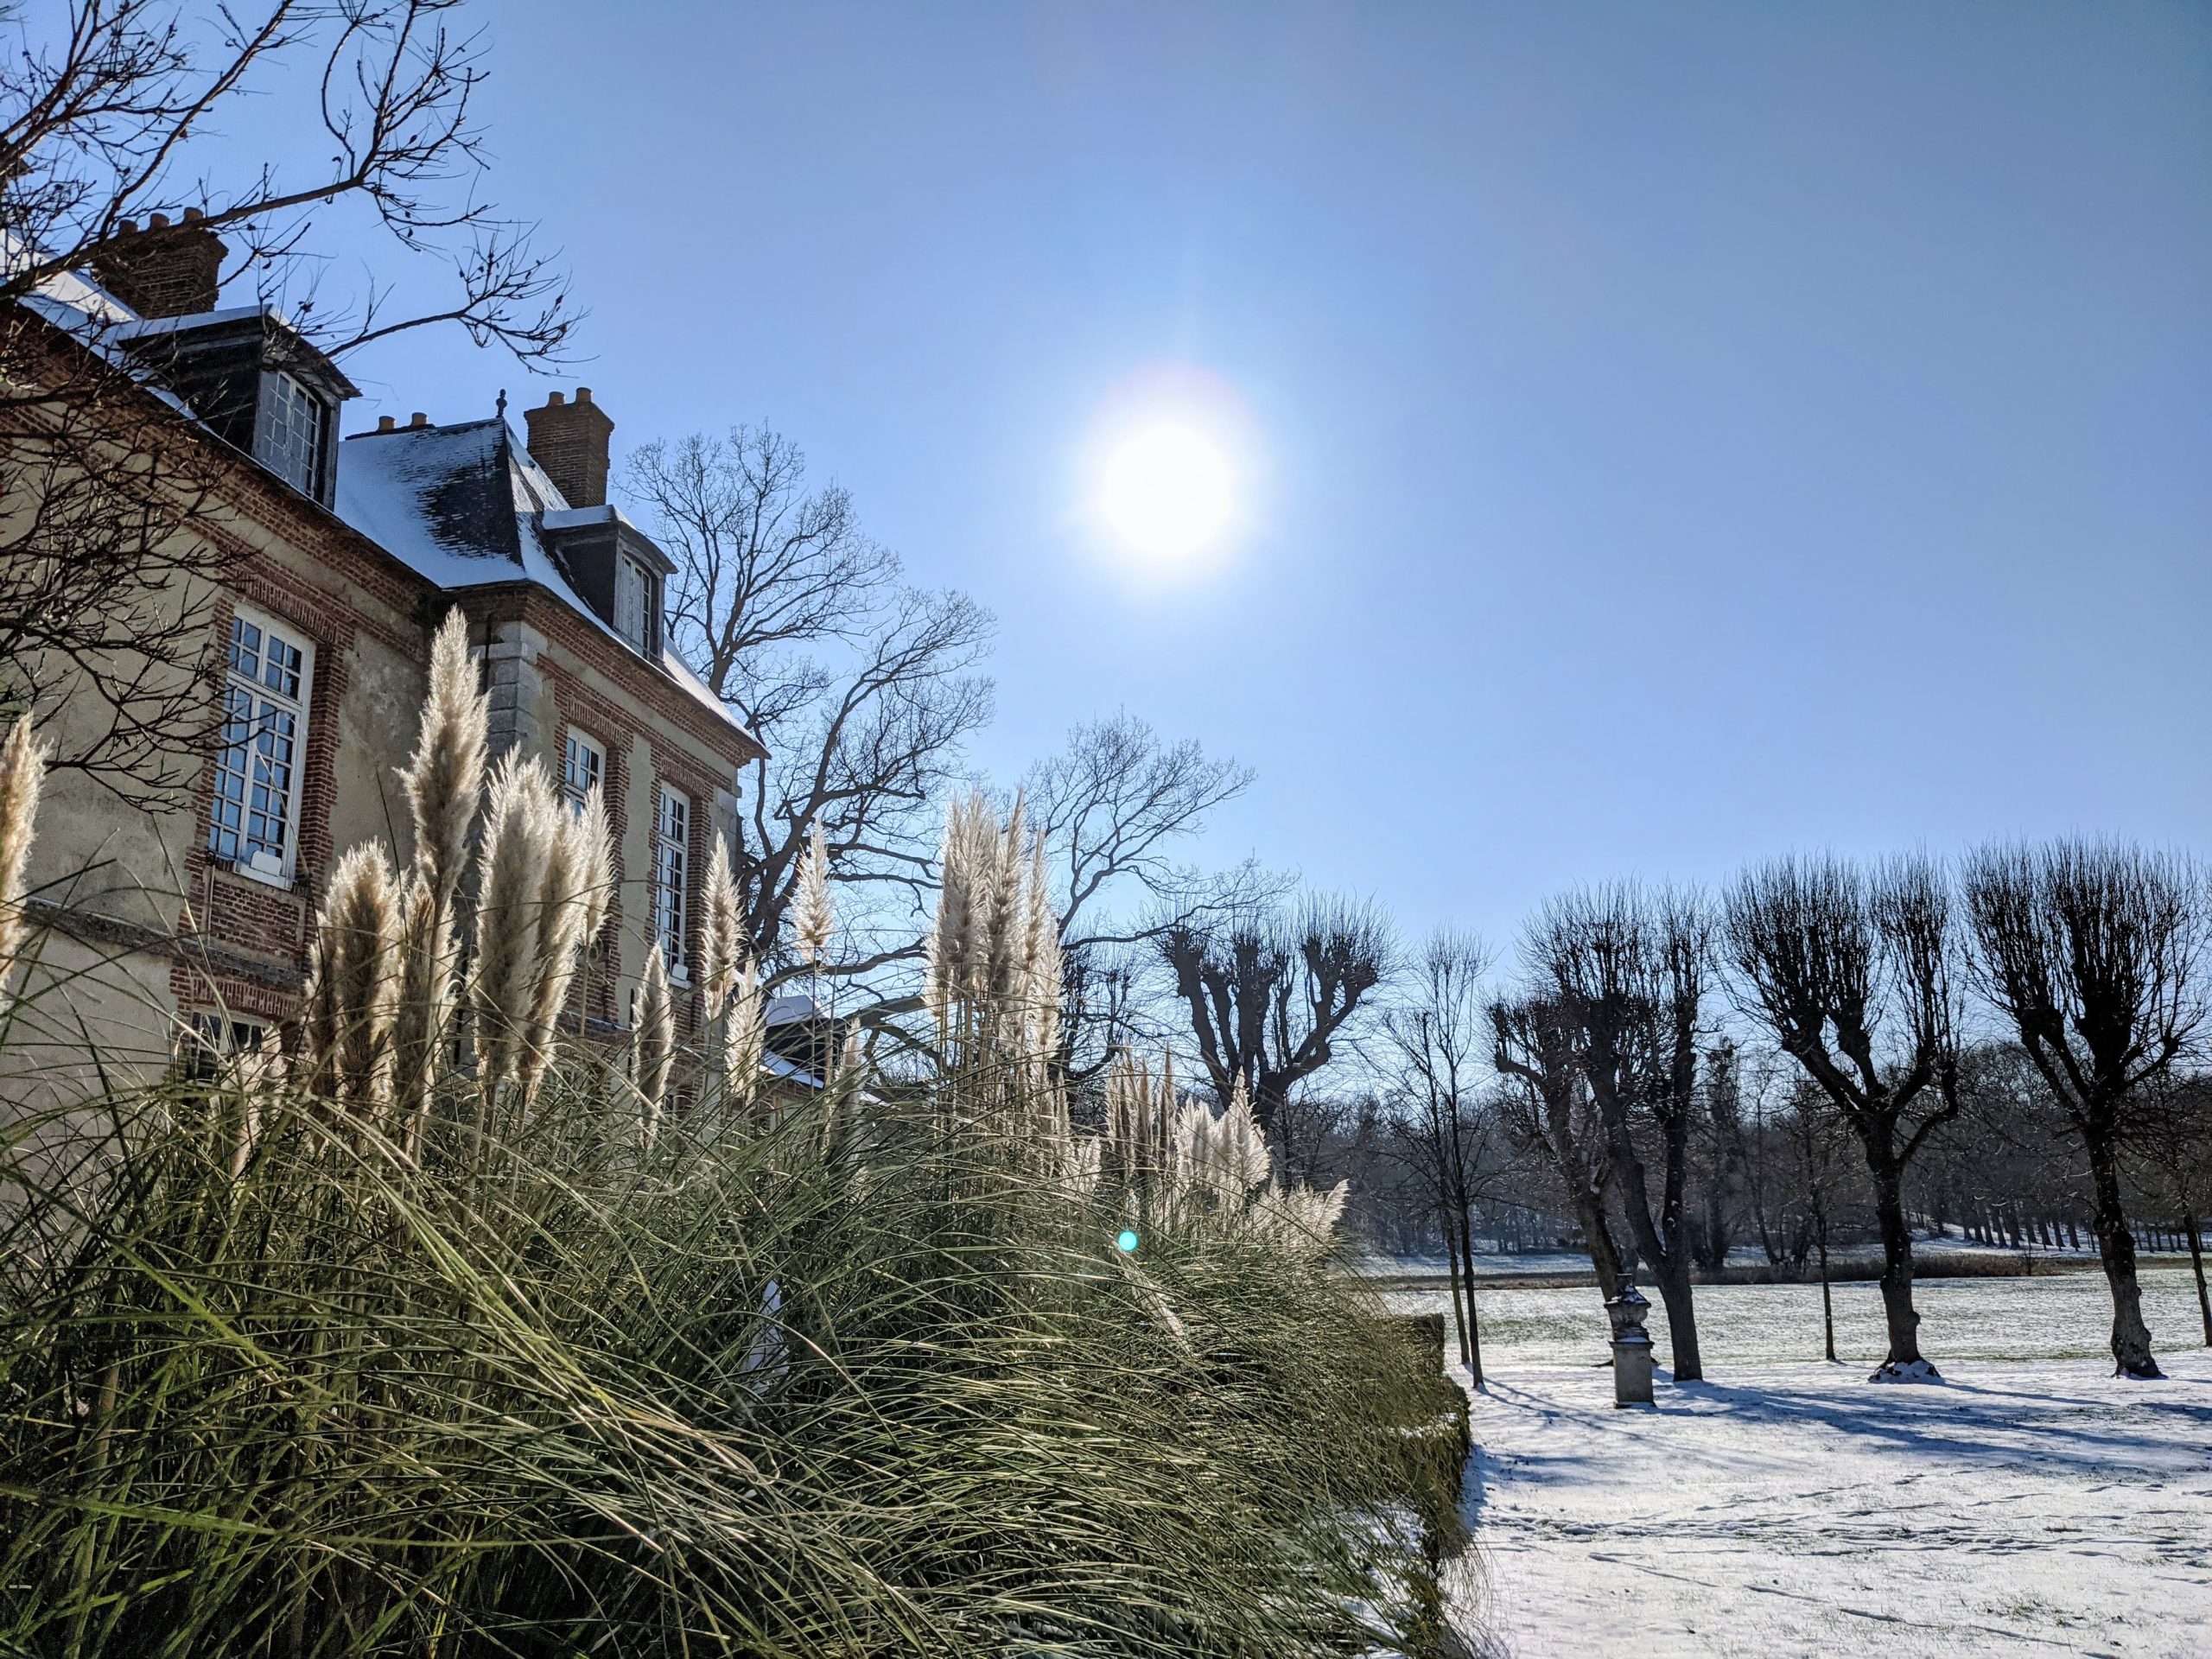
xmin=0 ymin=715 xmax=46 ymax=985
xmin=0 ymin=669 xmax=1463 ymax=1658
xmin=792 ymin=818 xmax=834 ymax=969
xmin=635 ymin=943 xmax=674 ymax=1139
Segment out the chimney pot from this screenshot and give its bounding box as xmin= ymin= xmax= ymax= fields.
xmin=118 ymin=219 xmax=138 ymax=235
xmin=183 ymin=207 xmax=205 ymax=222
xmin=149 ymin=213 xmax=171 ymax=230
xmin=523 ymin=388 xmax=615 ymax=508
xmin=376 ymin=415 xmax=396 ymax=432
xmin=409 ymin=411 xmax=429 ymax=429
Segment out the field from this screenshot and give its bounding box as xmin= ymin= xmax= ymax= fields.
xmin=1400 ymin=1269 xmax=2212 ymax=1658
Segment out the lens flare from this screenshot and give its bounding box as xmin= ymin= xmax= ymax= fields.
xmin=1115 ymin=1228 xmax=1141 ymax=1254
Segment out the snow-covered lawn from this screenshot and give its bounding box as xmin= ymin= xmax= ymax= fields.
xmin=1419 ymin=1271 xmax=2212 ymax=1657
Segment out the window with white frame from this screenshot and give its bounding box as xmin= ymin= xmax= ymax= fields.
xmin=208 ymin=609 xmax=312 ymax=881
xmin=652 ymin=784 xmax=690 ymax=976
xmin=260 ymin=371 xmax=327 ymax=498
xmin=613 ymin=554 xmax=653 ymax=653
xmin=561 ymin=727 xmax=605 ymax=813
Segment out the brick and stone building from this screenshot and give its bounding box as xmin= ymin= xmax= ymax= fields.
xmin=4 ymin=221 xmax=766 ymax=1103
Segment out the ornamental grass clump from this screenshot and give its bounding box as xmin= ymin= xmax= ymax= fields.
xmin=0 ymin=670 xmax=1465 ymax=1656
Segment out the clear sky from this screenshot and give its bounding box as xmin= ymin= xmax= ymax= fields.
xmin=321 ymin=1 xmax=2210 ymax=950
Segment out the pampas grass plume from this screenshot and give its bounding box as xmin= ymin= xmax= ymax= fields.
xmin=0 ymin=715 xmax=47 ymax=983
xmin=635 ymin=944 xmax=674 ymax=1140
xmin=792 ymin=820 xmax=834 ymax=969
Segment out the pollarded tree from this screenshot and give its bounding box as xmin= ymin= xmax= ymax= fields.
xmin=1490 ymin=993 xmax=1626 ymax=1309
xmin=1724 ymin=855 xmax=1963 ymax=1382
xmin=1525 ymin=885 xmax=1713 ymax=1382
xmin=1158 ymin=893 xmax=1393 ymax=1151
xmin=1961 ymin=841 xmax=2208 ymax=1378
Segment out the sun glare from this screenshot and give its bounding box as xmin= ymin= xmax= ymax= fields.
xmin=1099 ymin=422 xmax=1236 ymax=561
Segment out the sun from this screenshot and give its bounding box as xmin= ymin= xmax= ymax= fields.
xmin=1098 ymin=422 xmax=1236 ymax=561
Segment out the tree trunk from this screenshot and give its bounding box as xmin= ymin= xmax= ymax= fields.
xmin=1576 ymin=1193 xmax=1625 ymax=1313
xmin=2066 ymin=1217 xmax=2081 ymax=1251
xmin=1866 ymin=1150 xmax=1931 ymax=1376
xmin=1603 ymin=1116 xmax=1704 ymax=1382
xmin=2184 ymin=1207 xmax=2210 ymax=1349
xmin=1457 ymin=1199 xmax=1486 ymax=1389
xmin=1441 ymin=1217 xmax=1471 ymax=1371
xmin=1815 ymin=1211 xmax=1837 ymax=1363
xmin=2083 ymin=1128 xmax=2161 ymax=1379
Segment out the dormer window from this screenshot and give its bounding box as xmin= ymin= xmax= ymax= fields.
xmin=259 ymin=370 xmax=330 ymax=499
xmin=116 ymin=308 xmax=356 ymax=509
xmin=613 ymin=553 xmax=655 ymax=653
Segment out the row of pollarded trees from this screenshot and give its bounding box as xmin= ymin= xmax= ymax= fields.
xmin=1465 ymin=843 xmax=2206 ymax=1383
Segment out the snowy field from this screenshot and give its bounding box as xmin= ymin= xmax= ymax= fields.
xmin=1402 ymin=1270 xmax=2212 ymax=1658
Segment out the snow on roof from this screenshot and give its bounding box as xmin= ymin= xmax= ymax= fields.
xmin=334 ymin=419 xmax=756 ymax=745
xmin=764 ymin=994 xmax=822 ymax=1028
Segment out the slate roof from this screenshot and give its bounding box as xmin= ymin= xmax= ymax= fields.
xmin=333 ymin=417 xmax=752 ymax=741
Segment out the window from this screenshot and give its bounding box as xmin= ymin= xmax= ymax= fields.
xmin=562 ymin=728 xmax=605 ymax=813
xmin=177 ymin=1013 xmax=267 ymax=1081
xmin=613 ymin=554 xmax=653 ymax=652
xmin=653 ymin=784 xmax=690 ymax=977
xmin=260 ymin=371 xmax=327 ymax=498
xmin=208 ymin=609 xmax=312 ymax=882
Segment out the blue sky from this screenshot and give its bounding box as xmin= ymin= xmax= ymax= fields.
xmin=315 ymin=1 xmax=2209 ymax=950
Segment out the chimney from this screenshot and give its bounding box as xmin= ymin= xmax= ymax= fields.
xmin=90 ymin=208 xmax=226 ymax=320
xmin=523 ymin=386 xmax=614 ymax=508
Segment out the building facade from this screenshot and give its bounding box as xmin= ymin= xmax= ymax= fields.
xmin=4 ymin=220 xmax=763 ymax=1104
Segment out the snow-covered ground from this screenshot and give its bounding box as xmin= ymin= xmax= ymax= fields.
xmin=1412 ymin=1270 xmax=2212 ymax=1658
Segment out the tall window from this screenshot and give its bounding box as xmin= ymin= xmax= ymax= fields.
xmin=208 ymin=609 xmax=312 ymax=882
xmin=261 ymin=371 xmax=327 ymax=497
xmin=653 ymin=784 xmax=690 ymax=976
xmin=613 ymin=554 xmax=652 ymax=653
xmin=562 ymin=728 xmax=604 ymax=813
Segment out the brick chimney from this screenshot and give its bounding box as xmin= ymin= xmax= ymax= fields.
xmin=90 ymin=209 xmax=226 ymax=319
xmin=523 ymin=387 xmax=614 ymax=508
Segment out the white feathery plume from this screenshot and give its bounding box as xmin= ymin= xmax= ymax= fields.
xmin=514 ymin=785 xmax=611 ymax=1099
xmin=392 ymin=615 xmax=486 ymax=1130
xmin=723 ymin=957 xmax=764 ymax=1099
xmin=699 ymin=838 xmax=741 ymax=1015
xmin=925 ymin=793 xmax=988 ymax=1027
xmin=1205 ymin=1075 xmax=1273 ymax=1201
xmin=982 ymin=792 xmax=1027 ymax=1007
xmin=400 ymin=610 xmax=488 ymax=908
xmin=467 ymin=753 xmax=557 ymax=1101
xmin=792 ymin=819 xmax=835 ymax=969
xmin=634 ymin=943 xmax=674 ymax=1141
xmin=0 ymin=715 xmax=47 ymax=986
xmin=304 ymin=842 xmax=403 ymax=1118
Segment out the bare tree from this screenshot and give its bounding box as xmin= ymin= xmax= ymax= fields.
xmin=625 ymin=426 xmax=993 ymax=991
xmin=1525 ymin=886 xmax=1713 ymax=1382
xmin=2 ymin=1 xmax=574 ymax=803
xmin=1021 ymin=713 xmax=1254 ymax=1076
xmin=2133 ymin=1074 xmax=2212 ymax=1351
xmin=1491 ymin=993 xmax=1626 ymax=1308
xmin=1961 ymin=841 xmax=2208 ymax=1378
xmin=1382 ymin=928 xmax=1499 ymax=1382
xmin=1782 ymin=1076 xmax=1857 ymax=1363
xmin=1158 ymin=893 xmax=1393 ymax=1148
xmin=1725 ymin=854 xmax=1962 ymax=1382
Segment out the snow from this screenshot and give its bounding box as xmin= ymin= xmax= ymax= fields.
xmin=334 ymin=422 xmax=755 ymax=742
xmin=1421 ymin=1272 xmax=2212 ymax=1657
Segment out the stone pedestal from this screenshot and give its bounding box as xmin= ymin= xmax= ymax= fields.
xmin=1605 ymin=1277 xmax=1656 ymax=1408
